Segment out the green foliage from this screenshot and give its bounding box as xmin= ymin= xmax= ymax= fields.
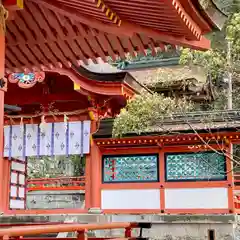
xmin=180 ymin=9 xmax=240 ymax=81
xmin=180 ymin=5 xmax=240 ymax=110
xmin=113 ymin=92 xmax=193 ymax=137
xmin=180 ymin=48 xmax=225 ymax=80
xmin=27 ymin=155 xmax=85 ymax=179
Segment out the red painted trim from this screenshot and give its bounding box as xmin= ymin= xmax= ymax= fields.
xmin=164 ymin=209 xmax=230 ymax=214
xmin=4 ymin=114 xmax=90 ymax=125
xmin=5 ymin=208 xmax=88 ymax=215
xmin=27 ymin=187 xmax=85 ymax=191
xmin=45 ymin=68 xmax=136 ymax=97
xmin=2 ymin=159 xmax=10 ymax=213
xmin=95 ymin=132 xmax=240 ymax=148
xmin=101 ymin=183 xmax=160 ymax=189
xmin=100 ymin=182 xmax=228 ymax=190
xmin=101 ymin=147 xmax=159 ymax=155
xmin=103 ymin=209 xmax=161 ymax=214
xmin=102 ymin=209 xmax=229 ymax=214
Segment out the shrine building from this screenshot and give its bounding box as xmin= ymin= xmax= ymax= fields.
xmin=0 ymin=0 xmax=236 ymax=240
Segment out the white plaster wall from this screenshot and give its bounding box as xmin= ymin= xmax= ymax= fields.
xmin=10 ymin=199 xmax=25 ymax=209
xmin=101 ymin=189 xmax=160 ymax=209
xmin=165 ymin=187 xmax=228 ymax=209
xmin=11 ymin=161 xmax=25 ymax=172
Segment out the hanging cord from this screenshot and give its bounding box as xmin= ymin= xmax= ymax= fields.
xmin=0 ymin=4 xmax=8 ymax=34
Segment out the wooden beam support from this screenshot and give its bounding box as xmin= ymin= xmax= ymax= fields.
xmin=30 ymin=0 xmax=210 ymax=50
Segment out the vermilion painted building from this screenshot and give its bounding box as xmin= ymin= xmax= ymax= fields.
xmin=0 ymin=1 xmax=234 ymax=239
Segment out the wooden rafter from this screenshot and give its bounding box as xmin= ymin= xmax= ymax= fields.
xmin=4 ymin=0 xmax=215 ymax=72
xmin=93 ymin=0 xmax=121 ymax=26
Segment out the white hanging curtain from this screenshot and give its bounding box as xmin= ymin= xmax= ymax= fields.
xmin=4 ymin=121 xmax=91 ymax=158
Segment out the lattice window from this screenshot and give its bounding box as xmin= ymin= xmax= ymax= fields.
xmin=9 ymin=158 xmax=27 ymax=210
xmin=165 ymin=151 xmax=226 ymax=181
xmin=103 ymin=154 xmax=159 ymax=183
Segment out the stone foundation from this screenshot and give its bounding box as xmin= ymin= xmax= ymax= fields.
xmin=0 ymin=214 xmax=238 ymax=240
xmin=27 ymin=190 xmax=85 ymax=209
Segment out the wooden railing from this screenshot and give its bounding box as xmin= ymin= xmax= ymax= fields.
xmin=27 ymin=176 xmax=85 ymax=191
xmin=0 ymin=222 xmax=152 ymax=240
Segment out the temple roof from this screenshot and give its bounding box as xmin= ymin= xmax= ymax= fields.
xmin=93 ymin=110 xmax=240 ymax=138
xmin=4 ymin=66 xmax=148 ymax=121
xmin=4 ymin=0 xmax=226 ymax=73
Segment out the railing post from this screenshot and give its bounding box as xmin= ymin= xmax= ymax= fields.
xmin=77 ymin=230 xmax=88 ymax=240
xmin=125 ymin=228 xmax=132 ymax=238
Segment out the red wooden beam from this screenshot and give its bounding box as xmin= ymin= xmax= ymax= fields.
xmin=5 ymin=92 xmax=85 ymax=105
xmin=3 ymin=0 xmax=23 ymax=11
xmin=47 ymin=68 xmax=136 ymax=96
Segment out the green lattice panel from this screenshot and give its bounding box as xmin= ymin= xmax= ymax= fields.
xmin=165 ymin=152 xmax=226 ymax=181
xmin=103 ymin=154 xmax=158 ymax=183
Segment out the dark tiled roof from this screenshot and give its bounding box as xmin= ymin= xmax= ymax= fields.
xmin=93 ymin=110 xmax=240 ymax=138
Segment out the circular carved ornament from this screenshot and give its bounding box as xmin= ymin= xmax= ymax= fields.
xmin=8 ymin=72 xmax=45 ymax=88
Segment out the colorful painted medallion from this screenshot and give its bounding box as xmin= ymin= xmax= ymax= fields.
xmin=8 ymin=72 xmax=45 ymax=88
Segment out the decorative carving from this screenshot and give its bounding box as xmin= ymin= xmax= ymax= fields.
xmin=103 ymin=154 xmax=159 ymax=183
xmin=165 ymin=151 xmax=226 ymax=181
xmin=88 ymin=96 xmax=113 ymax=120
xmin=8 ymin=72 xmax=45 ymax=88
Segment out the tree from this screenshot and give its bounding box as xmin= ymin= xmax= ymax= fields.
xmin=112 ymin=92 xmax=193 ymax=137
xmin=180 ymin=4 xmax=240 ymax=110
xmin=27 ymin=155 xmax=85 ymax=179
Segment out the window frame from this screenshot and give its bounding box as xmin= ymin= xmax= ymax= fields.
xmin=102 ymin=153 xmax=160 ymax=184
xmin=164 ymin=151 xmax=227 ymax=182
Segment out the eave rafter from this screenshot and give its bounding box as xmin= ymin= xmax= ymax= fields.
xmin=93 ymin=0 xmax=121 ymax=26
xmin=4 ymin=0 xmax=212 ymax=73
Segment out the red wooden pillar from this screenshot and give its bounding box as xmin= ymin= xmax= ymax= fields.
xmin=87 ymin=120 xmax=102 ymax=213
xmin=226 ymin=142 xmax=234 ymax=213
xmin=0 ymin=30 xmax=6 ymax=213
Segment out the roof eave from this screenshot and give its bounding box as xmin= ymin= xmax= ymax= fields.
xmin=197 ymin=0 xmax=228 ymax=31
